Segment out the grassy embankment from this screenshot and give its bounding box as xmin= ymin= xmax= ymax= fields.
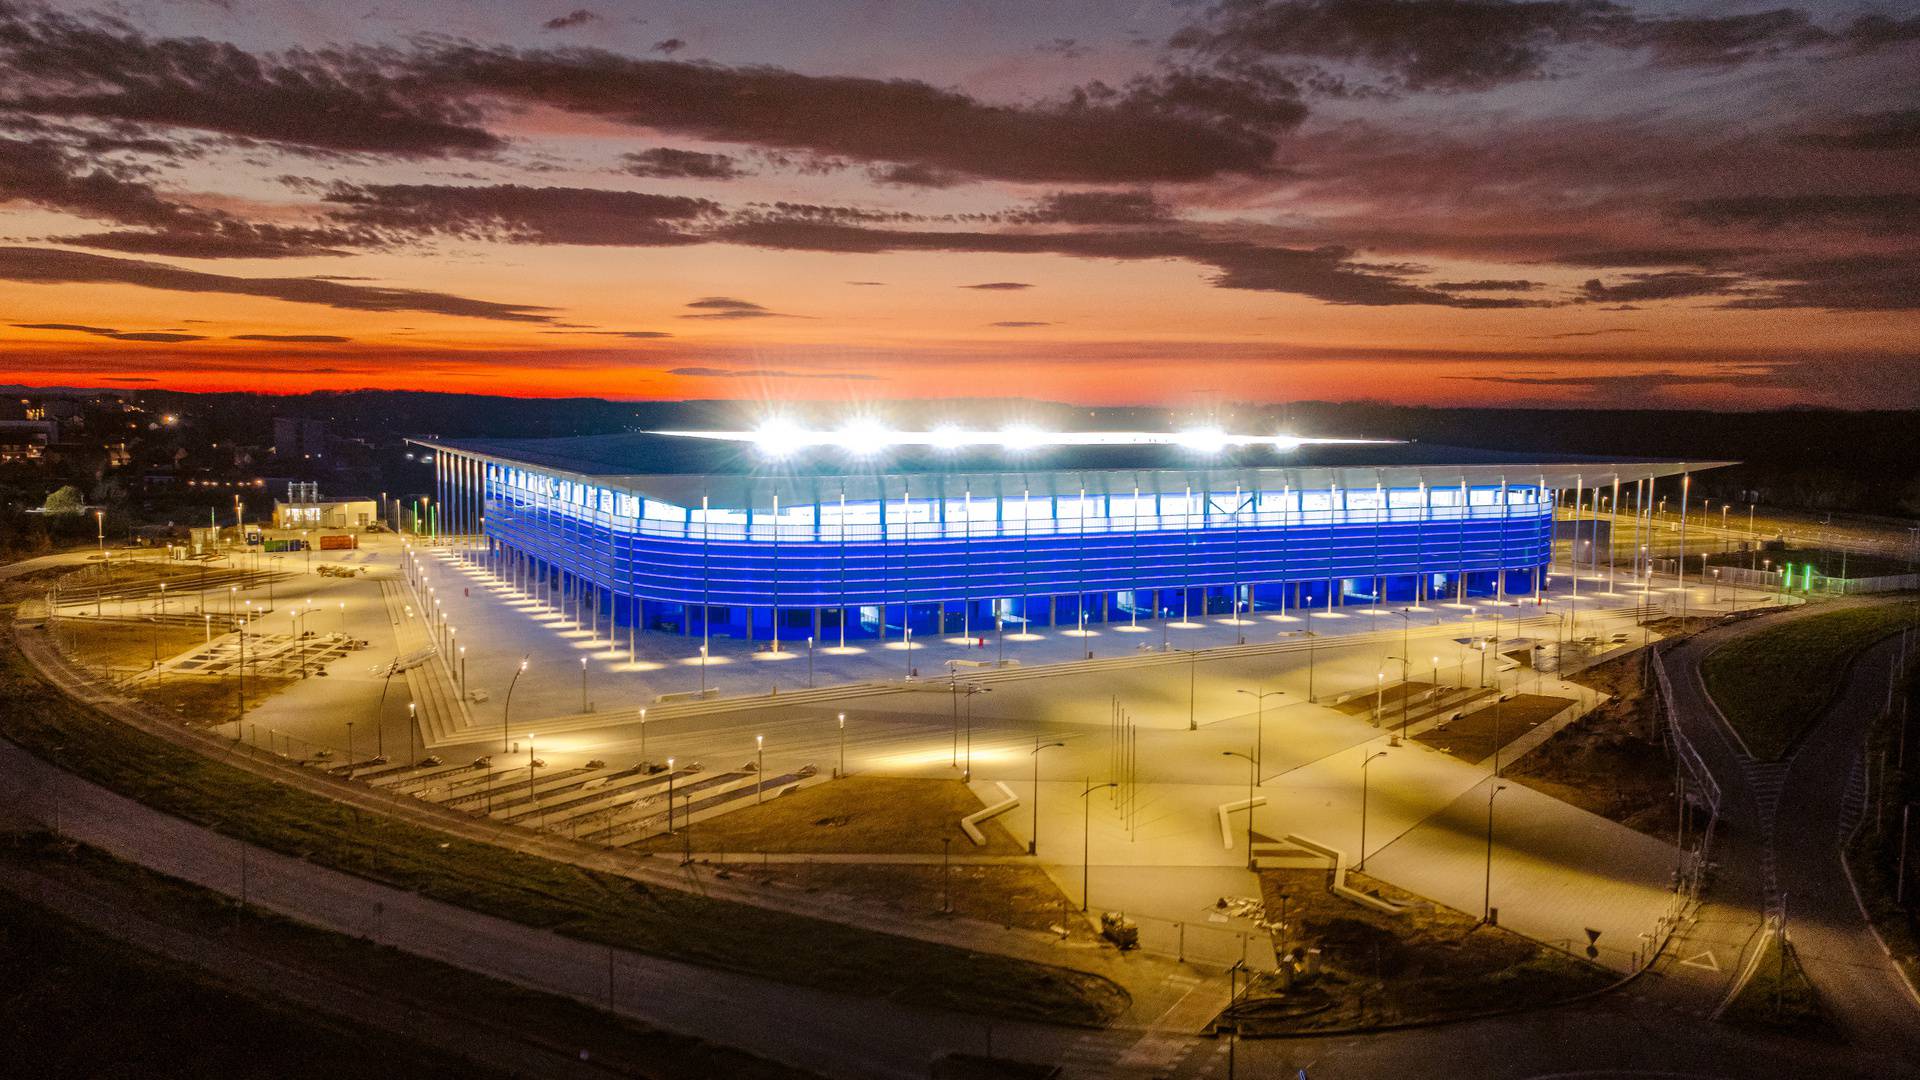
xmin=0 ymin=833 xmax=811 ymax=1079
xmin=0 ymin=620 xmax=1127 ymax=1027
xmin=638 ymin=777 xmax=1090 ymax=939
xmin=1845 ymin=652 xmax=1920 ymax=1000
xmin=1702 ymin=604 xmax=1920 ymax=761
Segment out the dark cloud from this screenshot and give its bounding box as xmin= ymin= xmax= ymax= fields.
xmin=14 ymin=321 xmax=114 ymax=334
xmin=652 ymin=38 xmax=687 ymax=55
xmin=846 ymin=280 xmax=888 ymax=286
xmin=230 ymin=333 xmax=351 ymax=342
xmin=1674 ymin=193 xmax=1920 ymax=233
xmin=11 ymin=320 xmax=203 ymax=341
xmin=961 ymin=281 xmax=1033 ymax=290
xmin=1014 ymin=189 xmax=1172 ymax=225
xmin=990 ymin=320 xmax=1052 ymax=327
xmin=542 ymin=10 xmax=599 ymax=31
xmin=0 ymin=246 xmax=556 ymax=322
xmin=1530 ymin=327 xmax=1643 ymax=338
xmin=0 ymin=131 xmax=369 ymax=258
xmin=666 ymin=366 xmax=879 ymax=380
xmin=411 ymin=43 xmax=1286 ymax=184
xmin=679 ymin=296 xmax=799 ymax=319
xmin=866 ymin=162 xmax=964 ymax=188
xmin=1037 ymin=38 xmax=1091 ymax=60
xmin=1551 ymin=247 xmax=1758 ymax=268
xmin=323 ymin=183 xmax=717 ymax=246
xmin=1578 ymin=271 xmax=1744 ymax=302
xmin=1792 ymin=110 xmax=1920 ymax=152
xmin=1724 ymin=252 xmax=1920 ymax=311
xmin=0 ymin=6 xmax=500 ymax=156
xmin=538 ymin=329 xmax=673 ymax=338
xmin=714 ymin=217 xmax=1552 ymax=307
xmin=621 ymin=147 xmax=747 ymax=180
xmin=1431 ymin=278 xmax=1540 ymax=291
xmin=1168 ymin=0 xmax=1882 ymax=93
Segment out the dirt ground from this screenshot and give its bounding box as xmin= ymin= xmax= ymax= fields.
xmin=1223 ymin=868 xmax=1610 ymax=1032
xmin=634 ymin=777 xmax=1086 ymax=938
xmin=1501 ymin=648 xmax=1677 ymax=839
xmin=713 ymin=859 xmax=1094 ymax=941
xmin=53 ymin=618 xmax=207 ymax=673
xmin=1331 ymin=680 xmax=1435 ymax=717
xmin=633 ymin=776 xmax=1026 ymax=855
xmin=1412 ymin=694 xmax=1570 ymax=763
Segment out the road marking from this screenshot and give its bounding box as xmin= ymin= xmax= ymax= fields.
xmin=1680 ymin=949 xmax=1720 ymax=972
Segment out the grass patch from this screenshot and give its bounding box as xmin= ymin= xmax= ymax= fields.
xmin=0 ymin=856 xmax=513 ymax=1079
xmin=0 ymin=623 xmax=1127 ymax=1027
xmin=1844 ymin=660 xmax=1920 ymax=996
xmin=0 ymin=833 xmax=810 ymax=1079
xmin=1504 ymin=648 xmax=1678 ymax=839
xmin=1702 ymin=604 xmax=1920 ymax=761
xmin=1707 ymin=547 xmax=1914 ymax=580
xmin=1721 ymin=932 xmax=1834 ymax=1040
xmin=52 ymin=617 xmax=207 ymax=672
xmin=728 ymin=861 xmax=1092 ymax=940
xmin=1411 ymin=694 xmax=1568 ymax=764
xmin=1221 ymin=868 xmax=1611 ymax=1033
xmin=635 ymin=776 xmax=1024 ymax=856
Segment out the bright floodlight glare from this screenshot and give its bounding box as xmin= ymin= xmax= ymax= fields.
xmin=1175 ymin=427 xmax=1228 ymax=454
xmin=752 ymin=418 xmax=804 ymax=458
xmin=998 ymin=424 xmax=1046 ymax=452
xmin=929 ymin=424 xmax=968 ymax=451
xmin=839 ymin=419 xmax=889 ymax=455
xmin=1271 ymin=434 xmax=1303 ymax=452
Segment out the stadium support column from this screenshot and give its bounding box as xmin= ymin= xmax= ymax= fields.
xmin=1677 ymin=471 xmax=1690 ymax=618
xmin=963 ymin=489 xmax=973 ymax=641
xmin=1457 ymin=479 xmax=1469 ymax=604
xmin=772 ymin=494 xmax=781 ymax=653
xmin=838 ymin=490 xmax=848 ymax=649
xmin=1497 ymin=477 xmax=1509 ymax=602
xmin=1571 ymin=475 xmax=1583 ymax=604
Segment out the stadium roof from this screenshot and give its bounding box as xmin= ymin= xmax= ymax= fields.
xmin=411 ymin=431 xmax=1732 ymax=509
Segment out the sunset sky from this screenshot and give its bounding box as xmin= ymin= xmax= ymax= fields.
xmin=1 ymin=0 xmax=1915 ymax=408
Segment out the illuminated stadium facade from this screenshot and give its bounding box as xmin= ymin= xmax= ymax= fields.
xmin=410 ymin=429 xmax=1717 ymax=645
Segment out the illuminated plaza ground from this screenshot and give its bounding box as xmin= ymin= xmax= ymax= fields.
xmin=224 ymin=527 xmax=1786 ymax=974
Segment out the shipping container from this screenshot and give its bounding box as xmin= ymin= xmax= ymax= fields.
xmin=318 ymin=533 xmax=358 ymax=550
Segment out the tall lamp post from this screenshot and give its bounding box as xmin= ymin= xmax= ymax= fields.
xmin=1359 ymin=750 xmax=1389 ymax=871
xmin=755 ymin=734 xmax=765 ymax=804
xmin=1482 ymin=782 xmax=1508 ymax=923
xmin=961 ymin=684 xmax=989 ymax=780
xmin=1223 ymin=750 xmax=1258 ymax=870
xmin=1235 ymin=688 xmax=1284 ymax=783
xmin=837 ymin=712 xmax=847 ymax=779
xmin=502 ymin=656 xmax=527 ymax=753
xmin=1080 ymin=779 xmax=1118 ymax=911
xmin=1028 ymin=738 xmax=1065 ymax=854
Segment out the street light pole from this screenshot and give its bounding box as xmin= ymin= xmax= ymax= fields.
xmin=1080 ymin=779 xmax=1117 ymax=911
xmin=1223 ymin=750 xmax=1257 ymax=870
xmin=1359 ymin=750 xmax=1388 ymax=871
xmin=1235 ymin=688 xmax=1283 ymax=784
xmin=1028 ymin=738 xmax=1064 ymax=855
xmin=1482 ymin=782 xmax=1508 ymax=922
xmin=502 ymin=656 xmax=527 ymax=753
xmin=838 ymin=712 xmax=847 ymax=779
xmin=756 ymin=734 xmax=765 ymax=804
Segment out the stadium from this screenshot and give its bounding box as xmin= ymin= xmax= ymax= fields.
xmin=409 ymin=426 xmax=1718 ymax=647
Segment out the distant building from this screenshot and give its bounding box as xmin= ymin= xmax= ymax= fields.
xmin=273 ymin=482 xmax=377 ymax=529
xmin=0 ymin=418 xmax=58 ymax=462
xmin=274 ymin=417 xmax=333 ymax=459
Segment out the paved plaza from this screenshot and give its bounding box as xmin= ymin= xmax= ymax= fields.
xmin=185 ymin=530 xmax=1786 ymax=975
